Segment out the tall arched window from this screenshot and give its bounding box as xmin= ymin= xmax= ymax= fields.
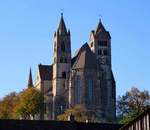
xmin=60 ymin=57 xmax=63 ymax=63
xmin=91 ymin=42 xmax=93 ymax=47
xmin=75 ymin=76 xmax=81 ymax=104
xmin=61 ymin=42 xmax=66 ymax=52
xmin=64 ymin=58 xmax=67 ymax=63
xmin=62 ymin=72 xmax=66 ymax=78
xmin=87 ymin=79 xmax=93 ymax=103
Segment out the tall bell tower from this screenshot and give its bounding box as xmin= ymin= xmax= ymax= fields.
xmin=89 ymin=20 xmax=116 ymax=121
xmin=52 ymin=14 xmax=71 ymax=119
xmin=90 ymin=20 xmax=111 ymax=69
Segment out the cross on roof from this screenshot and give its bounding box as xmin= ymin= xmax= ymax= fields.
xmin=60 ymin=8 xmax=64 ymax=16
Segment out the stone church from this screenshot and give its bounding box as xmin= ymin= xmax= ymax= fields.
xmin=27 ymin=14 xmax=116 ymax=122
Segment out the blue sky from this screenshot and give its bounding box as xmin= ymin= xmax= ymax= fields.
xmin=0 ymin=0 xmax=150 ymax=98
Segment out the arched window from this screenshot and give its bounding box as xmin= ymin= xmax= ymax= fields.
xmin=75 ymin=76 xmax=81 ymax=104
xmin=44 ymin=103 xmax=47 ymax=113
xmin=61 ymin=42 xmax=66 ymax=51
xmin=87 ymin=79 xmax=93 ymax=103
xmin=98 ymin=49 xmax=102 ymax=55
xmin=62 ymin=72 xmax=66 ymax=78
xmin=91 ymin=42 xmax=93 ymax=47
xmin=60 ymin=57 xmax=63 ymax=63
xmin=60 ymin=57 xmax=67 ymax=63
xmin=64 ymin=58 xmax=67 ymax=63
xmin=103 ymin=49 xmax=108 ymax=55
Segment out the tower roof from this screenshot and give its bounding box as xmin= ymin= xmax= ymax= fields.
xmin=95 ymin=20 xmax=106 ymax=34
xmin=28 ymin=68 xmax=33 ymax=87
xmin=93 ymin=20 xmax=111 ymax=39
xmin=72 ymin=43 xmax=98 ymax=69
xmin=57 ymin=13 xmax=68 ymax=35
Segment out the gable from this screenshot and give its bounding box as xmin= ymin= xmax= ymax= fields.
xmin=72 ymin=43 xmax=98 ymax=70
xmin=38 ymin=64 xmax=53 ymax=80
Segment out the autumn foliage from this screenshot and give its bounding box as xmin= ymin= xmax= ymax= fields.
xmin=117 ymin=87 xmax=150 ymax=124
xmin=57 ymin=104 xmax=99 ymax=122
xmin=0 ymin=88 xmax=43 ymax=119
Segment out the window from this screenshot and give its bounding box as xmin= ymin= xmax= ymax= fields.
xmin=103 ymin=50 xmax=108 ymax=55
xmin=98 ymin=49 xmax=102 ymax=55
xmin=64 ymin=58 xmax=67 ymax=63
xmin=75 ymin=76 xmax=81 ymax=104
xmin=60 ymin=57 xmax=67 ymax=63
xmin=61 ymin=42 xmax=66 ymax=51
xmin=98 ymin=41 xmax=107 ymax=46
xmin=91 ymin=42 xmax=93 ymax=47
xmin=44 ymin=103 xmax=47 ymax=113
xmin=87 ymin=79 xmax=93 ymax=103
xmin=60 ymin=57 xmax=63 ymax=63
xmin=62 ymin=72 xmax=66 ymax=78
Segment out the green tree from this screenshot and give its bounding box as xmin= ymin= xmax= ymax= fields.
xmin=15 ymin=87 xmax=44 ymax=119
xmin=0 ymin=92 xmax=19 ymax=119
xmin=117 ymin=87 xmax=150 ymax=124
xmin=57 ymin=104 xmax=98 ymax=122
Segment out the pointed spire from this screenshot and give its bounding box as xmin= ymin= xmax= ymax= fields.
xmin=57 ymin=13 xmax=68 ymax=35
xmin=28 ymin=68 xmax=33 ymax=88
xmin=95 ymin=20 xmax=106 ymax=34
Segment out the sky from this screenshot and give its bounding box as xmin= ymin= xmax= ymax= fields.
xmin=0 ymin=0 xmax=150 ymax=98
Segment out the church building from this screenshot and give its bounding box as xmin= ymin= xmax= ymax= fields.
xmin=28 ymin=14 xmax=116 ymax=122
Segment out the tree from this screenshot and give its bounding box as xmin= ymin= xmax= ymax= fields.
xmin=117 ymin=87 xmax=150 ymax=124
xmin=57 ymin=104 xmax=99 ymax=122
xmin=0 ymin=92 xmax=19 ymax=119
xmin=15 ymin=87 xmax=44 ymax=119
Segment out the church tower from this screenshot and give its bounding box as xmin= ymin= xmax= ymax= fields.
xmin=90 ymin=20 xmax=111 ymax=68
xmin=90 ymin=20 xmax=116 ymax=121
xmin=52 ymin=14 xmax=71 ymax=119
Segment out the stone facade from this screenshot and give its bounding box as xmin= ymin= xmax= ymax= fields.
xmin=31 ymin=14 xmax=116 ymax=122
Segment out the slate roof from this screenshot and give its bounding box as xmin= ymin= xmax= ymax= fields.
xmin=38 ymin=64 xmax=53 ymax=80
xmin=57 ymin=14 xmax=68 ymax=35
xmin=72 ymin=43 xmax=98 ymax=70
xmin=95 ymin=21 xmax=106 ymax=34
xmin=94 ymin=21 xmax=111 ymax=39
